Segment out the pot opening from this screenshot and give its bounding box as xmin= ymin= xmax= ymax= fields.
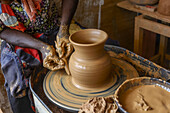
xmin=69 ymin=29 xmax=108 ymax=46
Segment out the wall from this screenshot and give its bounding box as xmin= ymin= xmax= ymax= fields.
xmin=74 ymin=0 xmax=102 ymax=28
xmin=56 ymin=0 xmax=136 ymax=51
xmin=74 ymin=0 xmax=136 ymax=51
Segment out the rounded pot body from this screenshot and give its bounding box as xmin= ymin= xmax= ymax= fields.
xmin=69 ymin=29 xmax=112 ymax=89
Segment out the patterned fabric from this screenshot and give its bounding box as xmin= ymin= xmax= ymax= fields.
xmin=0 ymin=0 xmax=60 ymax=35
xmin=0 ymin=1 xmax=60 ymax=112
xmin=21 ymin=0 xmax=42 ymax=22
xmin=0 ymin=0 xmax=59 ymax=101
xmin=0 ymin=3 xmax=26 ymax=32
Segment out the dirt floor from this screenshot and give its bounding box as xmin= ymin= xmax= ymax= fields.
xmin=0 ymin=70 xmax=12 ymax=113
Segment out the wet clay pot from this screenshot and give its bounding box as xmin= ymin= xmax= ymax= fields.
xmin=158 ymin=0 xmax=170 ymax=16
xmin=69 ymin=29 xmax=112 ymax=89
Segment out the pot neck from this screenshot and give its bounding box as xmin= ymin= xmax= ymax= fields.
xmin=73 ymin=43 xmax=105 ymax=59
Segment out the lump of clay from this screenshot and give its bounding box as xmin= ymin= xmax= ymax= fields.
xmin=79 ymin=96 xmax=118 ymax=113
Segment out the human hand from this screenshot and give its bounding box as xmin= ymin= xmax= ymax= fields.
xmin=55 ymin=25 xmax=73 ymax=58
xmin=55 ymin=38 xmax=72 ymax=75
xmin=42 ymin=45 xmax=65 ymax=71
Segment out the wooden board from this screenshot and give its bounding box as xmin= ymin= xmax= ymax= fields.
xmin=101 ymin=0 xmax=136 ymax=51
xmin=117 ymin=0 xmax=170 ymax=23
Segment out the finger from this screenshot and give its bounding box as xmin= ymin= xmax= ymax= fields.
xmin=46 ymin=66 xmax=55 ymax=70
xmin=54 ymin=41 xmax=58 ymax=50
xmin=53 ymin=64 xmax=65 ymax=70
xmin=55 ymin=40 xmax=63 ymax=51
xmin=58 ymin=42 xmax=66 ymax=58
xmin=47 ymin=56 xmax=65 ymax=66
xmin=43 ymin=56 xmax=50 ymax=67
xmin=44 ymin=60 xmax=64 ymax=71
xmin=55 ymin=40 xmax=66 ymax=58
xmin=65 ymin=43 xmax=74 ymax=58
xmin=61 ymin=41 xmax=66 ymax=48
xmin=43 ymin=61 xmax=54 ymax=70
xmin=62 ymin=58 xmax=71 ymax=75
xmin=43 ymin=56 xmax=57 ymax=69
xmin=56 ymin=58 xmax=65 ymax=66
xmin=56 ymin=44 xmax=64 ymax=58
xmin=55 ymin=40 xmax=60 ymax=52
xmin=56 ymin=35 xmax=61 ymax=44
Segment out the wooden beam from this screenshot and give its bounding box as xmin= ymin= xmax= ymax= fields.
xmin=149 ymin=54 xmax=161 ymax=62
xmin=165 ymin=54 xmax=170 ymax=61
xmin=134 ymin=16 xmax=144 ymax=55
xmin=136 ymin=15 xmax=170 ymax=37
xmin=159 ymin=36 xmax=168 ymax=66
xmin=117 ymin=1 xmax=170 ymax=23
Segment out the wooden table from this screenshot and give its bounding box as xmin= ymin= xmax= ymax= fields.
xmin=117 ymin=1 xmax=170 ymax=23
xmin=117 ymin=0 xmax=170 ymax=66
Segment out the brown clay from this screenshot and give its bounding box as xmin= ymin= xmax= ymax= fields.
xmin=157 ymin=0 xmax=170 ymax=16
xmin=119 ymin=85 xmax=170 ymax=113
xmin=69 ymin=29 xmax=112 ymax=89
xmin=79 ymin=96 xmax=118 ymax=113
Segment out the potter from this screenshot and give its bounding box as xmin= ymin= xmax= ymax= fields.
xmin=69 ymin=29 xmax=112 ymax=89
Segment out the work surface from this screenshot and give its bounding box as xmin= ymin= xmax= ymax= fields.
xmin=30 ymin=45 xmax=170 ymax=113
xmin=117 ymin=0 xmax=170 ymax=23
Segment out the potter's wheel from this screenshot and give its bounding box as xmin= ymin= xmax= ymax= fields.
xmin=43 ymin=57 xmax=139 ymax=112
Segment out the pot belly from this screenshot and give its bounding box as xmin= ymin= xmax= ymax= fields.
xmin=69 ymin=53 xmax=112 ymax=89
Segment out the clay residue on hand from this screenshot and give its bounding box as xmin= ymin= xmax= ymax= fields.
xmin=55 ymin=39 xmax=73 ymax=75
xmin=43 ymin=45 xmax=65 ymax=71
xmin=79 ymin=96 xmax=118 ymax=113
xmin=119 ymin=85 xmax=170 ymax=113
xmin=61 ymin=57 xmax=70 ymax=75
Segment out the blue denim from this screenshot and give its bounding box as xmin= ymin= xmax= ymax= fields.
xmin=1 ymin=41 xmax=35 ymax=113
xmin=1 ymin=41 xmax=28 ymax=97
xmin=0 ymin=28 xmax=58 ymax=113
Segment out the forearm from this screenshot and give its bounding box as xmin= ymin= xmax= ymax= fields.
xmin=0 ymin=28 xmax=48 ymax=51
xmin=57 ymin=0 xmax=78 ymax=38
xmin=0 ymin=28 xmax=65 ymax=70
xmin=60 ymin=0 xmax=79 ymax=26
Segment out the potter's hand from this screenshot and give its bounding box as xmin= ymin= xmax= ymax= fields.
xmin=42 ymin=45 xmax=65 ymax=70
xmin=55 ymin=25 xmax=73 ymax=58
xmin=55 ymin=38 xmax=71 ymax=75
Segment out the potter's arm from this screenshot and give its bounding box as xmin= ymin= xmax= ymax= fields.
xmin=55 ymin=0 xmax=79 ymax=75
xmin=0 ymin=28 xmax=47 ymax=52
xmin=0 ymin=28 xmax=64 ymax=70
xmin=58 ymin=0 xmax=79 ymax=36
xmin=56 ymin=0 xmax=79 ymax=58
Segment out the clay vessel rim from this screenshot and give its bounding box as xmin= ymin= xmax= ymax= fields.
xmin=69 ymin=29 xmax=108 ymax=47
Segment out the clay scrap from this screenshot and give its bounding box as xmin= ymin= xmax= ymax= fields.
xmin=79 ymin=96 xmax=118 ymax=113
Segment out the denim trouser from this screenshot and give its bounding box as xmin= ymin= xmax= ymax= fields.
xmin=0 ymin=29 xmax=58 ymax=113
xmin=1 ymin=41 xmax=35 ymax=113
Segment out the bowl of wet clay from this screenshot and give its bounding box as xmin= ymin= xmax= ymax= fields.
xmin=114 ymin=77 xmax=170 ymax=113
